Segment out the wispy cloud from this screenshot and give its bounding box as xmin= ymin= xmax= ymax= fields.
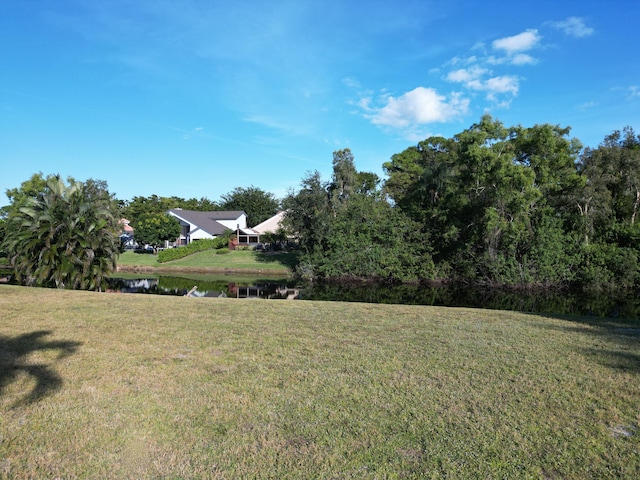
xmin=243 ymin=114 xmax=312 ymax=137
xmin=492 ymin=29 xmax=541 ymax=54
xmin=487 ymin=53 xmax=537 ymax=66
xmin=550 ymin=17 xmax=594 ymax=38
xmin=441 ymin=28 xmax=544 ymax=107
xmin=446 ymin=66 xmax=488 ymax=83
xmin=612 ymin=85 xmax=640 ymax=100
xmin=577 ymin=101 xmax=598 ymax=111
xmin=180 ymin=126 xmax=217 ymax=141
xmin=448 ymin=71 xmax=519 ymax=102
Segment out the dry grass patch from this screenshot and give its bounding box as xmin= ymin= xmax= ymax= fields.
xmin=0 ymin=285 xmax=638 ymax=478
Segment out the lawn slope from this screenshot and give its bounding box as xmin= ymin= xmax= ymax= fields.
xmin=117 ymin=249 xmax=296 ymax=274
xmin=0 ymin=285 xmax=638 ymax=478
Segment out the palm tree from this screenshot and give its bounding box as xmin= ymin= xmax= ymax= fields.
xmin=3 ymin=175 xmax=120 ymax=290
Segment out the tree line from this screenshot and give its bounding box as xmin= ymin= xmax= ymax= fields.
xmin=283 ymin=115 xmax=640 ymax=291
xmin=1 ymin=114 xmax=639 ymax=291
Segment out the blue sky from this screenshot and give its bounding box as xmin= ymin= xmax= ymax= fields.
xmin=1 ymin=0 xmax=639 ymax=208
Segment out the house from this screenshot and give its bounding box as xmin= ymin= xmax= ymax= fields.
xmin=119 ymin=218 xmax=134 ymax=234
xmin=168 ymin=209 xmax=252 ymax=244
xmin=250 ymin=211 xmax=293 ymax=250
xmin=233 ymin=211 xmax=287 ymax=246
xmin=119 ymin=218 xmax=136 ymax=249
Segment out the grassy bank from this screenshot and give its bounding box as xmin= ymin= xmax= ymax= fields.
xmin=1 ymin=285 xmax=638 ymax=478
xmin=116 ymin=249 xmax=296 ymax=274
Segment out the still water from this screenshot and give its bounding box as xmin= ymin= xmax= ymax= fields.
xmin=107 ymin=274 xmax=640 ymax=320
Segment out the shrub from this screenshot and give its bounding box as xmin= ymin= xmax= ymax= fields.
xmin=576 ymin=243 xmax=639 ymax=290
xmin=158 ymin=237 xmax=227 ymax=263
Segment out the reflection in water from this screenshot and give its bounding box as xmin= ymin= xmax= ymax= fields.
xmin=107 ymin=276 xmax=300 ymax=300
xmin=302 ymin=282 xmax=640 ymax=320
xmin=108 ymin=275 xmax=640 ymax=320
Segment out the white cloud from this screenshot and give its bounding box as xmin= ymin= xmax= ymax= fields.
xmin=510 ymin=53 xmax=537 ymax=66
xmin=483 ymin=76 xmax=519 ymax=99
xmin=366 ymin=87 xmax=469 ymax=128
xmin=446 ymin=66 xmax=487 ymax=83
xmin=446 ymin=65 xmax=520 ymax=103
xmin=492 ymin=29 xmax=541 ymax=54
xmin=551 ymin=17 xmax=594 ymax=38
xmin=441 ymin=28 xmax=544 ymax=107
xmin=487 ymin=53 xmax=536 ymax=66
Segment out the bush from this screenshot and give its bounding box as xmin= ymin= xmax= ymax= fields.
xmin=158 ymin=238 xmax=228 ymax=263
xmin=575 ymin=243 xmax=639 ymax=290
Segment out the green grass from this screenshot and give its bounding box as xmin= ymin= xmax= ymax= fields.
xmin=117 ymin=249 xmax=297 ymax=273
xmin=117 ymin=250 xmax=161 ymax=267
xmin=1 ymin=285 xmax=639 ymax=478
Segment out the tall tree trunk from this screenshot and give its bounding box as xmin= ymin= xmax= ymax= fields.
xmin=631 ymin=188 xmax=640 ymax=225
xmin=577 ymin=197 xmax=592 ymax=245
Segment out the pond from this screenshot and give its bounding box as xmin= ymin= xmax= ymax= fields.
xmin=105 ymin=273 xmax=640 ymax=320
xmin=107 ymin=274 xmax=300 ymax=300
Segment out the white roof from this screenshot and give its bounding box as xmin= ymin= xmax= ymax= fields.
xmin=252 ymin=211 xmax=285 ymax=234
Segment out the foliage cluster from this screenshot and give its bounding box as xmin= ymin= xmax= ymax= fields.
xmin=284 ymin=118 xmax=640 ymax=290
xmin=120 ymin=186 xmax=279 ymax=228
xmin=283 ymin=150 xmax=434 ymax=282
xmin=131 ymin=212 xmax=181 ymax=247
xmin=1 ymin=175 xmax=119 ymax=290
xmin=157 ymin=235 xmax=230 ymax=263
xmin=119 ymin=194 xmax=219 ymax=222
xmin=219 ymin=186 xmax=280 ymax=226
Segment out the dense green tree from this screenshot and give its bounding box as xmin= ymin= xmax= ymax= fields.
xmin=120 ymin=195 xmax=219 ymax=225
xmin=354 ymin=171 xmax=381 ymax=196
xmin=220 ymin=186 xmax=279 ymax=226
xmin=570 ymin=127 xmax=640 ymax=289
xmin=2 ymin=175 xmax=120 ymax=290
xmin=284 ymin=151 xmax=433 ymax=281
xmin=132 ymin=213 xmax=181 ymax=248
xmin=578 ymin=127 xmax=640 ymax=230
xmin=282 ymin=171 xmax=331 ymax=259
xmin=382 ymin=115 xmax=585 ymax=285
xmin=315 ymin=193 xmax=434 ymax=280
xmin=1 ymin=172 xmax=48 ymax=221
xmin=328 ymin=148 xmax=357 ymax=206
xmin=282 ymin=119 xmax=639 ymax=288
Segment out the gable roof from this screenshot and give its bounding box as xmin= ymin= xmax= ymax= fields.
xmin=168 ymin=209 xmax=246 ymax=236
xmin=252 ymin=211 xmax=285 ymax=234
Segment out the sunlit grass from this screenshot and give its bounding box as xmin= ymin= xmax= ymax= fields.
xmin=1 ymin=285 xmax=638 ymax=478
xmin=117 ymin=249 xmax=295 ymax=273
xmin=117 ymin=250 xmax=160 ymax=267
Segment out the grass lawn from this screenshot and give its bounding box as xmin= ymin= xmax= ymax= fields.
xmin=1 ymin=285 xmax=638 ymax=478
xmin=117 ymin=249 xmax=297 ymax=273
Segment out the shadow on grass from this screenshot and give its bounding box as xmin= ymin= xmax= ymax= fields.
xmin=0 ymin=330 xmax=81 ymax=408
xmin=253 ymin=251 xmax=300 ymax=270
xmin=580 ymin=348 xmax=640 ymax=372
xmin=532 ymin=314 xmax=640 ymax=373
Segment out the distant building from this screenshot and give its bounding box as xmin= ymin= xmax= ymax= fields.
xmin=167 ymin=209 xmax=256 ymax=245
